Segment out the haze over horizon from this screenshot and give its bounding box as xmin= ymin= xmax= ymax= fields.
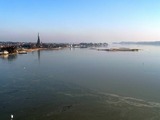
xmin=1 ymin=0 xmax=160 ymax=43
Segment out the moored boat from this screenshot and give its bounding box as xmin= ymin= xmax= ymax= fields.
xmin=18 ymin=50 xmax=27 ymax=54
xmin=0 ymin=50 xmax=9 ymax=55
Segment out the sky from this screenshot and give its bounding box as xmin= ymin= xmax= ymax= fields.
xmin=0 ymin=0 xmax=160 ymax=43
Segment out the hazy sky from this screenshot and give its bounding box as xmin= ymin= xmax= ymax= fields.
xmin=1 ymin=0 xmax=160 ymax=43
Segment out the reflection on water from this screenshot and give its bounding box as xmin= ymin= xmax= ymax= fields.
xmin=0 ymin=54 xmax=17 ymax=61
xmin=0 ymin=54 xmax=9 ymax=59
xmin=38 ymin=50 xmax=41 ymax=62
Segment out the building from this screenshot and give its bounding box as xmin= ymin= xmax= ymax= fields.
xmin=36 ymin=33 xmax=41 ymax=47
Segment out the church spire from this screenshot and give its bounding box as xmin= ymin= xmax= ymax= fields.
xmin=36 ymin=33 xmax=41 ymax=47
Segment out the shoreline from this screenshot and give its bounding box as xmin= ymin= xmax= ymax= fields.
xmin=0 ymin=47 xmax=140 ymax=57
xmin=0 ymin=47 xmax=65 ymax=56
xmin=26 ymin=47 xmax=65 ymax=52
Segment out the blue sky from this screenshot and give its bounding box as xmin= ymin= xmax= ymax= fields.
xmin=0 ymin=0 xmax=160 ymax=42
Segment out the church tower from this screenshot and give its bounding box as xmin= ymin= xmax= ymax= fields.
xmin=36 ymin=33 xmax=41 ymax=47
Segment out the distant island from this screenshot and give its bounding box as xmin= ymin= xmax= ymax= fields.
xmin=97 ymin=48 xmax=139 ymax=52
xmin=114 ymin=41 xmax=160 ymax=46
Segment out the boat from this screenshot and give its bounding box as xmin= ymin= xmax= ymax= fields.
xmin=0 ymin=50 xmax=9 ymax=55
xmin=18 ymin=50 xmax=27 ymax=54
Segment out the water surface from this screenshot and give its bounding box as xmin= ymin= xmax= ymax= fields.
xmin=1 ymin=45 xmax=160 ymax=120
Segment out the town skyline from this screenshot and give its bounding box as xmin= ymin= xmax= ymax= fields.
xmin=1 ymin=0 xmax=160 ymax=43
